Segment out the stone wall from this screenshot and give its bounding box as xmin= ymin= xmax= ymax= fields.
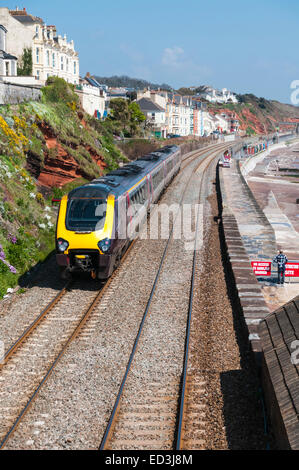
xmin=0 ymin=81 xmax=41 ymax=104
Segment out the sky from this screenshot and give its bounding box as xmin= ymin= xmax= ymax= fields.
xmin=3 ymin=0 xmax=299 ymax=102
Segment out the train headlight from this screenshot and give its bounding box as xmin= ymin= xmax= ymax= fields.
xmin=57 ymin=238 xmax=69 ymax=253
xmin=98 ymin=238 xmax=111 ymax=254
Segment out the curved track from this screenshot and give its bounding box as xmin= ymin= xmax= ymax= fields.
xmin=0 ymin=141 xmax=230 ymax=450
xmin=99 ymin=146 xmax=226 ymax=450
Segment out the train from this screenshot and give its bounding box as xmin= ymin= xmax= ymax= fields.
xmin=219 ymin=149 xmax=231 ymax=168
xmin=56 ymin=145 xmax=182 ymax=279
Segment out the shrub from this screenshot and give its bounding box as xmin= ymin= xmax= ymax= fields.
xmin=42 ymin=77 xmax=79 ymax=108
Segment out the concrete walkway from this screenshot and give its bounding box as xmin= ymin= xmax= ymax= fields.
xmin=222 ymin=160 xmax=277 ymax=261
xmin=263 ymin=190 xmax=299 ymax=258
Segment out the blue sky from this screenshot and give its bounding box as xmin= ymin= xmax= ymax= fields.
xmin=4 ymin=0 xmax=299 ymax=102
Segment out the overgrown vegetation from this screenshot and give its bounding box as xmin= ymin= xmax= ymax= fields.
xmin=17 ymin=48 xmax=33 ymax=76
xmin=0 ymin=155 xmax=55 ymax=298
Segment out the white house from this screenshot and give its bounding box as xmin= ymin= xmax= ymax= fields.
xmin=0 ymin=7 xmax=79 ymax=85
xmin=214 ymin=114 xmax=230 ymax=133
xmin=0 ymin=24 xmax=17 ymax=77
xmin=76 ymin=76 xmax=107 ymax=118
xmin=196 ymin=86 xmax=238 ymax=104
xmin=136 ymin=97 xmax=167 ymax=138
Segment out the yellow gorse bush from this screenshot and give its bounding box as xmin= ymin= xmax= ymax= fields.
xmin=0 ymin=115 xmax=29 ymax=152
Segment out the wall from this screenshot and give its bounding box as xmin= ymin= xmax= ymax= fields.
xmin=0 ymin=81 xmax=41 ymax=104
xmin=0 ymin=8 xmax=34 ymax=59
xmin=1 ymin=75 xmax=38 ymax=86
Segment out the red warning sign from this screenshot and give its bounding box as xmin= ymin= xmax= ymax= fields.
xmin=285 ymin=263 xmax=299 ymax=277
xmin=251 ymin=261 xmax=272 ymax=276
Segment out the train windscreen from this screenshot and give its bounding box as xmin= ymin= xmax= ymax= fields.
xmin=66 ymin=196 xmax=107 ymax=232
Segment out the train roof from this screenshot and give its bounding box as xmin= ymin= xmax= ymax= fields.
xmin=68 ymin=145 xmax=180 ymax=199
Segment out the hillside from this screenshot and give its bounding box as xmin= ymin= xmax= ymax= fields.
xmin=207 ymin=94 xmax=299 ymax=135
xmin=93 ymin=74 xmax=172 ymax=91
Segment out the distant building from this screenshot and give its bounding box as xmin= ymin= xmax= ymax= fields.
xmin=108 ymin=87 xmax=128 ymax=99
xmin=0 ymin=7 xmax=79 ymax=84
xmin=136 ymin=97 xmax=167 ymax=138
xmin=196 ymin=86 xmax=238 ymax=104
xmin=76 ymin=76 xmax=107 ymax=118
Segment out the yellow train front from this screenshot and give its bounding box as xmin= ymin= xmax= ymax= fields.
xmin=55 ymin=145 xmax=181 ymax=279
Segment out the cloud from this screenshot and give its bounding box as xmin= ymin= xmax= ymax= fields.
xmin=162 ymin=46 xmax=184 ymax=67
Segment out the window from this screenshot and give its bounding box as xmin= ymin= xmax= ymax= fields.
xmin=167 ymin=159 xmax=173 ymax=173
xmin=152 ymin=167 xmax=164 ymax=189
xmin=5 ymin=62 xmax=9 ymax=76
xmin=61 ymin=56 xmax=64 ymax=71
xmin=66 ymin=198 xmax=107 ymax=231
xmin=66 ymin=58 xmax=69 ymax=72
xmin=46 ymin=50 xmax=50 ymax=66
xmin=52 ymin=53 xmax=55 ymax=68
xmin=74 ymin=61 xmax=77 ymax=75
xmin=36 ymin=47 xmax=40 ymax=64
xmin=36 ymin=70 xmax=40 ymax=80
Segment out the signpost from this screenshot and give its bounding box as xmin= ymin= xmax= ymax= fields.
xmin=251 ymin=261 xmax=272 ymax=276
xmin=285 ymin=263 xmax=299 ymax=277
xmin=251 ymin=261 xmax=299 ymax=279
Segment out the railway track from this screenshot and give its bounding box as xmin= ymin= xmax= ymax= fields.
xmin=181 ymin=141 xmax=231 ymax=169
xmin=0 ymin=242 xmax=137 ymax=450
xmin=0 ymin=143 xmax=230 ymax=450
xmin=99 ymin=147 xmax=223 ymax=450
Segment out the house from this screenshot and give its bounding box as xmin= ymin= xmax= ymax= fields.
xmin=76 ymin=76 xmax=107 ymax=118
xmin=220 ymin=111 xmax=240 ymax=133
xmin=196 ymin=85 xmax=238 ymax=104
xmin=0 ymin=7 xmax=79 ymax=84
xmin=0 ymin=25 xmax=17 ymax=77
xmin=136 ymin=97 xmax=167 ymax=138
xmin=192 ymin=98 xmax=206 ymax=137
xmin=214 ymin=114 xmax=230 ymax=134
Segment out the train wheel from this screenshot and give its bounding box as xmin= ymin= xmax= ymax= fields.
xmin=114 ymin=253 xmax=122 ymax=271
xmin=60 ymin=267 xmax=72 ymax=281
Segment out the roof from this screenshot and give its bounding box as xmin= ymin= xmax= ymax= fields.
xmin=259 ymin=294 xmax=299 ymax=449
xmin=9 ymin=10 xmax=43 ymax=25
xmin=0 ymin=51 xmax=17 ymax=60
xmin=136 ymin=98 xmax=165 ymax=113
xmin=69 ymin=145 xmax=179 ymax=199
xmin=85 ymin=76 xmax=103 ymax=89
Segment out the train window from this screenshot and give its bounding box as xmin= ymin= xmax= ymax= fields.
xmin=138 ymin=183 xmax=147 ymax=205
xmin=167 ymin=160 xmax=173 ymax=172
xmin=152 ymin=167 xmax=164 ymax=189
xmin=66 ymin=198 xmax=107 ymax=231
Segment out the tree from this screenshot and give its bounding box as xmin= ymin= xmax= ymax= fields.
xmin=17 ymin=48 xmax=33 ymax=76
xmin=108 ymin=98 xmax=146 ymax=137
xmin=129 ymin=102 xmax=146 ymax=124
xmin=109 ymin=98 xmax=130 ymax=124
xmin=128 ymin=101 xmax=146 ymax=134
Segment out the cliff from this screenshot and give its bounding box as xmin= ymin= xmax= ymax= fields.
xmin=208 ymin=94 xmax=299 ymax=135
